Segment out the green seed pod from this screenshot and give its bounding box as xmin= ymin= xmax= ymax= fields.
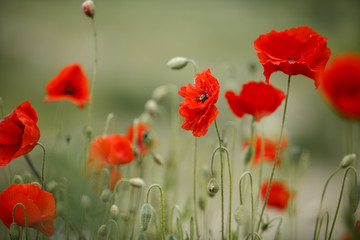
xmin=100 ymin=189 xmax=111 ymax=203
xmin=9 ymin=222 xmax=20 ymax=240
xmin=140 ymin=203 xmax=152 ymax=231
xmin=243 ymin=146 xmax=254 ymax=165
xmin=166 ymin=57 xmax=188 ymax=70
xmin=110 ymin=204 xmax=119 ymax=220
xmin=98 ymin=224 xmax=108 ymax=237
xmin=340 ymin=153 xmax=356 ymax=168
xmin=207 ymin=178 xmax=219 ymax=197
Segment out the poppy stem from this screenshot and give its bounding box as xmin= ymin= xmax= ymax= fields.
xmin=7 ymin=165 xmax=12 ymax=186
xmin=170 ymin=205 xmax=184 ymax=239
xmin=84 ymin=16 xmax=98 ymax=165
xmin=103 ymin=112 xmax=114 ymax=137
xmin=193 ymin=136 xmax=200 ymax=240
xmin=145 ymin=184 xmax=166 ymax=240
xmin=327 ymin=166 xmax=357 ymax=240
xmin=23 ymin=155 xmax=41 ymax=183
xmin=256 ymin=123 xmax=265 ymax=208
xmin=37 ymin=142 xmax=46 ymax=189
xmin=12 ymin=203 xmax=28 ymax=240
xmin=256 ymin=75 xmax=291 ymax=233
xmin=238 ymin=171 xmax=254 ymax=239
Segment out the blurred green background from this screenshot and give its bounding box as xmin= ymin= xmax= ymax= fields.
xmin=1 ymin=0 xmax=360 ymax=238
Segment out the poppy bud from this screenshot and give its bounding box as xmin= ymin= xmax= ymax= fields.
xmin=98 ymin=224 xmax=108 ymax=237
xmin=198 ymin=194 xmax=206 ymax=211
xmin=152 ymin=152 xmax=164 ymax=166
xmin=9 ymin=222 xmax=20 ymax=240
xmin=234 ymin=205 xmax=249 ymax=226
xmin=145 ymin=99 xmax=158 ymax=116
xmin=207 ymin=178 xmax=219 ymax=197
xmin=46 ymin=181 xmax=58 ymax=193
xmin=140 ymin=203 xmax=152 ymax=231
xmin=137 ymin=233 xmax=147 ymax=240
xmin=152 ymin=85 xmax=168 ymax=102
xmin=110 ymin=204 xmax=119 ymax=220
xmin=100 ymin=189 xmax=111 ymax=203
xmin=82 ymin=0 xmax=95 ymax=18
xmin=166 ymin=57 xmax=188 ymax=70
xmin=129 ymin=178 xmax=145 ymax=188
xmin=340 ymin=153 xmax=356 ymax=168
xmin=81 ymin=195 xmax=91 ymax=209
xmin=12 ymin=175 xmax=23 ymax=184
xmin=168 ymin=234 xmax=177 ymax=240
xmin=139 ymin=112 xmax=152 ymax=125
xmin=65 ymin=134 xmax=71 ymax=144
xmin=243 ymin=146 xmax=254 ymax=165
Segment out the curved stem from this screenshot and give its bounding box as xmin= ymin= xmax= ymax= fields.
xmin=313 ymin=167 xmax=342 ymax=239
xmin=13 ymin=203 xmax=28 ymax=240
xmin=193 ymin=137 xmax=200 ymax=239
xmin=107 ymin=219 xmax=119 ymax=239
xmin=23 ymin=155 xmax=41 ymax=183
xmin=103 ymin=112 xmax=114 ymax=137
xmin=170 ymin=205 xmax=183 ymax=240
xmin=328 ymin=166 xmax=358 ymax=240
xmin=146 ymin=184 xmax=166 ymax=240
xmin=188 ymin=59 xmax=198 ymax=78
xmin=37 ymin=142 xmax=46 ymax=189
xmin=315 ymin=211 xmax=329 ymax=240
xmin=98 ymin=167 xmax=110 ymax=193
xmin=239 ymin=171 xmax=254 ymax=239
xmin=110 ymin=178 xmax=129 ymax=204
xmin=256 ymin=75 xmax=291 ymax=232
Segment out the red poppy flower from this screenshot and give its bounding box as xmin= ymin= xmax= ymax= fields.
xmin=126 ymin=122 xmax=152 ymax=155
xmin=320 ymin=54 xmax=360 ymax=120
xmin=178 ymin=69 xmax=220 ymax=137
xmin=260 ymin=180 xmax=291 ymax=210
xmin=44 ymin=63 xmax=90 ymax=108
xmin=225 ymin=81 xmax=285 ymax=121
xmin=340 ymin=220 xmax=360 ymax=240
xmin=0 ymin=184 xmax=57 ymax=237
xmin=88 ymin=134 xmax=135 ymax=166
xmin=0 ymin=101 xmax=40 ymax=167
xmin=254 ymin=26 xmax=331 ymax=87
xmin=243 ymin=135 xmax=288 ymax=166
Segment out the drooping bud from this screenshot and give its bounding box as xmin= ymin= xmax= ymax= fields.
xmin=140 ymin=203 xmax=152 ymax=231
xmin=12 ymin=175 xmax=23 ymax=184
xmin=152 ymin=85 xmax=169 ymax=102
xmin=152 ymin=152 xmax=164 ymax=166
xmin=243 ymin=146 xmax=254 ymax=165
xmin=110 ymin=204 xmax=120 ymax=220
xmin=81 ymin=195 xmax=91 ymax=210
xmin=234 ymin=205 xmax=249 ymax=226
xmin=166 ymin=57 xmax=188 ymax=70
xmin=9 ymin=222 xmax=20 ymax=240
xmin=340 ymin=153 xmax=356 ymax=168
xmin=129 ymin=178 xmax=145 ymax=188
xmin=82 ymin=0 xmax=95 ymax=18
xmin=207 ymin=178 xmax=219 ymax=197
xmin=145 ymin=99 xmax=158 ymax=116
xmin=98 ymin=224 xmax=108 ymax=237
xmin=100 ymin=189 xmax=111 ymax=203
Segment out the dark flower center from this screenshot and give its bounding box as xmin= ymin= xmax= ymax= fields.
xmin=196 ymin=91 xmax=208 ymax=103
xmin=65 ymin=86 xmax=73 ymax=95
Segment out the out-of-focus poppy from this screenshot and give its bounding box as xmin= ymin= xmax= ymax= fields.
xmin=261 ymin=180 xmax=291 ymax=210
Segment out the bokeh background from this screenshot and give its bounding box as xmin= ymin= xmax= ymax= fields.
xmin=1 ymin=0 xmax=360 ymax=239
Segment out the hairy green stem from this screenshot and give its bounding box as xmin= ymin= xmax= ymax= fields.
xmin=146 ymin=184 xmax=166 ymax=240
xmin=13 ymin=203 xmax=28 ymax=240
xmin=193 ymin=137 xmax=200 ymax=239
xmin=256 ymin=75 xmax=291 ymax=232
xmin=239 ymin=171 xmax=254 ymax=239
xmin=170 ymin=205 xmax=184 ymax=239
xmin=37 ymin=142 xmax=46 ymax=189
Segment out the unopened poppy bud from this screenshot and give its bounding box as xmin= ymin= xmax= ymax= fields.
xmin=140 ymin=203 xmax=152 ymax=231
xmin=152 ymin=152 xmax=164 ymax=166
xmin=81 ymin=195 xmax=91 ymax=209
xmin=207 ymin=178 xmax=219 ymax=197
xmin=152 ymin=85 xmax=168 ymax=102
xmin=166 ymin=57 xmax=188 ymax=70
xmin=129 ymin=178 xmax=145 ymax=188
xmin=340 ymin=153 xmax=356 ymax=168
xmin=234 ymin=205 xmax=249 ymax=226
xmin=65 ymin=134 xmax=71 ymax=144
xmin=198 ymin=194 xmax=206 ymax=211
xmin=100 ymin=189 xmax=111 ymax=202
xmin=110 ymin=204 xmax=119 ymax=220
xmin=137 ymin=233 xmax=147 ymax=240
xmin=145 ymin=99 xmax=158 ymax=116
xmin=139 ymin=112 xmax=151 ymax=125
xmin=9 ymin=222 xmax=20 ymax=240
xmin=12 ymin=175 xmax=23 ymax=184
xmin=243 ymin=146 xmax=254 ymax=165
xmin=46 ymin=181 xmax=58 ymax=192
xmin=98 ymin=224 xmax=108 ymax=237
xmin=168 ymin=234 xmax=177 ymax=240
xmin=261 ymin=221 xmax=270 ymax=232
xmin=82 ymin=0 xmax=95 ymax=18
